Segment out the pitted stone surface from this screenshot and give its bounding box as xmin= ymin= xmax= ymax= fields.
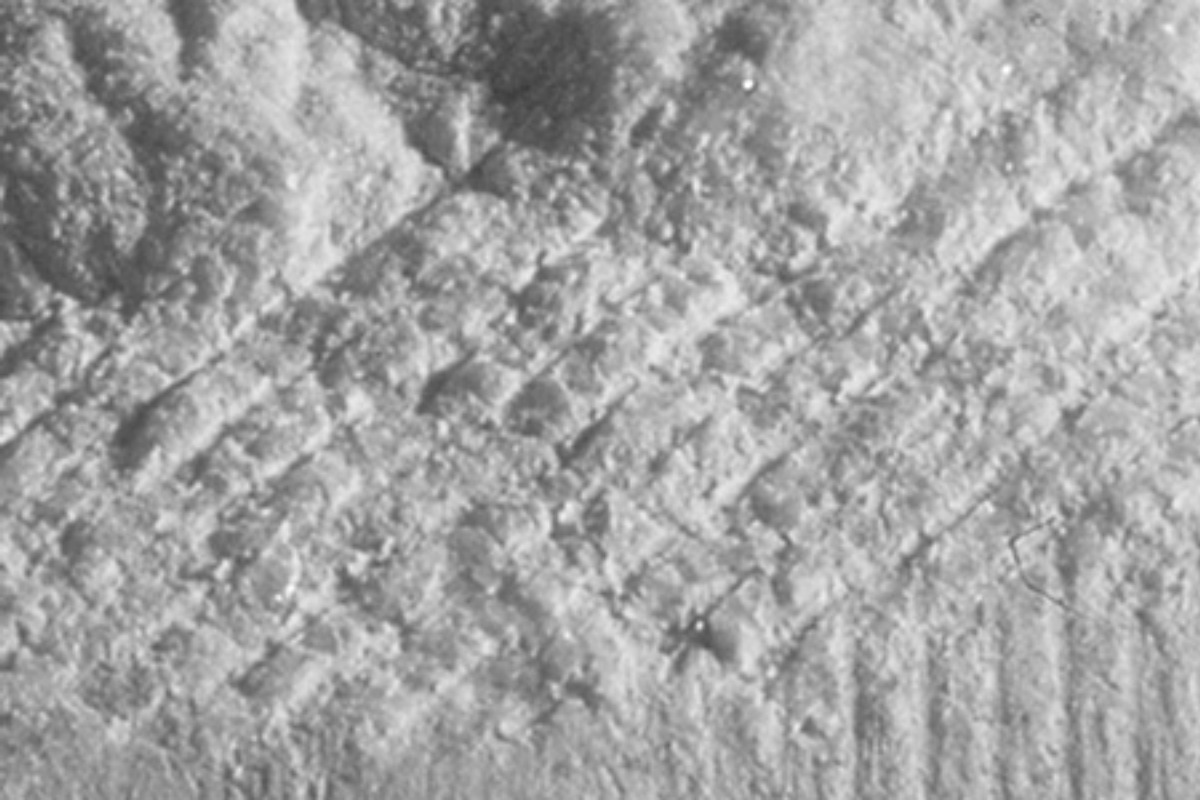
xmin=2 ymin=2 xmax=1200 ymax=798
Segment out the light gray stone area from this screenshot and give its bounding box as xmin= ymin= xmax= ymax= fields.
xmin=2 ymin=0 xmax=1200 ymax=797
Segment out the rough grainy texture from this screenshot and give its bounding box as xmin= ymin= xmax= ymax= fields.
xmin=2 ymin=0 xmax=1200 ymax=797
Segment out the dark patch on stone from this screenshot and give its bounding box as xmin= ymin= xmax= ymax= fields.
xmin=481 ymin=2 xmax=622 ymax=155
xmin=507 ymin=377 xmax=572 ymax=439
xmin=715 ymin=11 xmax=772 ymax=66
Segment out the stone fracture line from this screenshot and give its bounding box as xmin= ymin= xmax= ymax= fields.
xmin=874 ymin=107 xmax=1193 ymax=365
xmin=0 ymin=0 xmax=1176 ymax=447
xmin=118 ymin=231 xmax=500 ymax=502
xmin=0 ymin=0 xmax=1190 ymax=676
xmin=122 ymin=450 xmax=371 ymax=635
xmin=481 ymin=197 xmax=1200 ymax=651
xmin=667 ymin=206 xmax=1190 ymax=578
xmin=0 ymin=333 xmax=274 ymax=514
xmin=1 ymin=366 xmax=352 ymax=600
xmin=0 ymin=165 xmax=442 ymax=492
xmin=694 ymin=41 xmax=1194 ymax=364
xmin=625 ymin=106 xmax=1199 ymax=502
xmin=640 ymin=190 xmax=1196 ymax=614
xmin=856 ymin=273 xmax=1200 ymax=614
xmin=694 ymin=216 xmax=1200 ymax=662
xmin=172 ymin=416 xmax=362 ymax=565
xmin=0 ymin=314 xmax=233 ymax=501
xmin=122 ymin=334 xmax=378 ymax=505
xmin=0 ymin=317 xmax=112 ymax=442
xmin=389 ymin=252 xmax=750 ymax=467
xmin=0 ymin=319 xmax=128 ymax=450
xmin=0 ymin=282 xmax=369 ymax=509
xmin=0 ymin=138 xmax=423 ymax=441
xmin=141 ymin=416 xmax=488 ymax=647
xmin=117 ymin=271 xmax=635 ymax=547
xmin=0 ymin=158 xmax=605 ymax=508
xmin=0 ymin=68 xmax=1179 ymax=512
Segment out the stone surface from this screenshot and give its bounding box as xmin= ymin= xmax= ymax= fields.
xmin=2 ymin=0 xmax=1200 ymax=797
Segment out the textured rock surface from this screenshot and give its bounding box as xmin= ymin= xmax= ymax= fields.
xmin=2 ymin=0 xmax=1200 ymax=797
